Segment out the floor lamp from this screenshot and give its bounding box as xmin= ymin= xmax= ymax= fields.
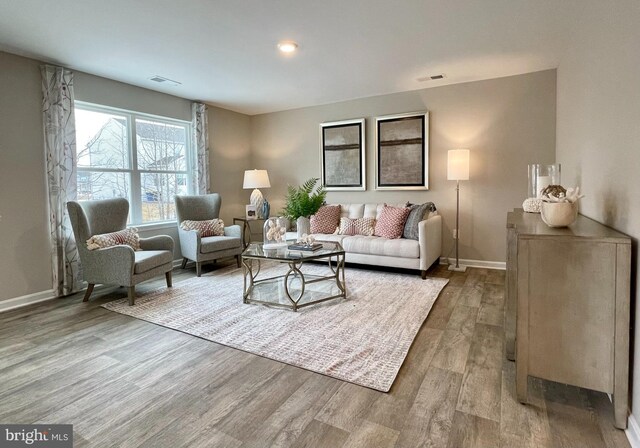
xmin=448 ymin=149 xmax=470 ymax=272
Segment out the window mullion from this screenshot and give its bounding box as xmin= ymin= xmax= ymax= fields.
xmin=129 ymin=114 xmax=142 ymax=225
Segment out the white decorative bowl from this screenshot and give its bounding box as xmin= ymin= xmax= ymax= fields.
xmin=541 ymin=201 xmax=578 ymax=227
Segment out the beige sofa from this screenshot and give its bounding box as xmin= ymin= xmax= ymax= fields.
xmin=290 ymin=203 xmax=442 ymax=279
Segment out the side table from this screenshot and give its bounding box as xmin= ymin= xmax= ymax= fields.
xmin=233 ymin=217 xmax=265 ymax=248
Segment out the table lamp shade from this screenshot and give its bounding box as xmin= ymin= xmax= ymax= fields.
xmin=243 ymin=170 xmax=271 ymax=189
xmin=447 ymin=149 xmax=470 ymax=181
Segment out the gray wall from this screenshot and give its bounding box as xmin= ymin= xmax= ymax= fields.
xmin=251 ymin=70 xmax=557 ymax=262
xmin=0 ymin=50 xmax=251 ymax=302
xmin=555 ymin=0 xmax=640 ymax=425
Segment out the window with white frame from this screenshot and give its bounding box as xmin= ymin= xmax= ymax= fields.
xmin=74 ymin=102 xmax=193 ymax=224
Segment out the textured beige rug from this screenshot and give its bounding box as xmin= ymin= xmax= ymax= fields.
xmin=102 ymin=263 xmax=448 ymax=391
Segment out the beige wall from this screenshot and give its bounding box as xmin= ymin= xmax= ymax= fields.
xmin=251 ymin=70 xmax=557 ymax=262
xmin=556 ymin=0 xmax=640 ymax=423
xmin=209 ymin=107 xmax=251 ymax=224
xmin=0 ymin=51 xmax=51 ymax=301
xmin=0 ymin=50 xmax=251 ymax=302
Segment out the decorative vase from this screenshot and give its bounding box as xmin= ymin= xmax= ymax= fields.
xmin=541 ymin=201 xmax=578 ymax=227
xmin=262 ymin=200 xmax=270 ymax=219
xmin=263 ymin=217 xmax=288 ymax=249
xmin=528 ymin=164 xmax=561 ymax=198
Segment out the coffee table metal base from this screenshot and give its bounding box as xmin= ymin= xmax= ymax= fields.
xmin=242 ymin=256 xmax=346 ymax=311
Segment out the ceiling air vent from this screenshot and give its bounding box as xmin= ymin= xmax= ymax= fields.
xmin=148 ymin=75 xmax=182 ymax=86
xmin=417 ymin=74 xmax=446 ymax=82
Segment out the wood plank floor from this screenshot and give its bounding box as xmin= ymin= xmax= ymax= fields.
xmin=0 ymin=262 xmax=630 ymax=448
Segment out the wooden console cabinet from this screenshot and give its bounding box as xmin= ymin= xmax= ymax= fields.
xmin=505 ymin=209 xmax=630 ymax=429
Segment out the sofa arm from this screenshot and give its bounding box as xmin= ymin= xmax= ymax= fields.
xmin=296 ymin=217 xmax=311 ymax=239
xmin=139 ymin=235 xmax=174 ymax=252
xmin=178 ymin=228 xmax=201 ymax=261
xmin=418 ymin=215 xmax=442 ymax=271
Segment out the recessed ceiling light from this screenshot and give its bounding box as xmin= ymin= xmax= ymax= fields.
xmin=277 ymin=41 xmax=298 ymax=54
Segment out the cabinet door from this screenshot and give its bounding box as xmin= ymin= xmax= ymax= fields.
xmin=526 ymin=239 xmax=615 ymax=393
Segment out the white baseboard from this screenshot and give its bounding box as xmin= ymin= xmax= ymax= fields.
xmin=1 ymin=260 xmax=185 ymax=314
xmin=627 ymin=413 xmax=640 ymax=448
xmin=440 ymin=257 xmax=506 ymax=270
xmin=0 ymin=289 xmax=55 ymax=313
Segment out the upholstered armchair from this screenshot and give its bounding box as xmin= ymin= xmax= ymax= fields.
xmin=175 ymin=194 xmax=243 ymax=276
xmin=67 ymin=198 xmax=174 ymax=306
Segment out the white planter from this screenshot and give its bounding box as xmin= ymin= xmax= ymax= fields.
xmin=541 ymin=201 xmax=578 ymax=227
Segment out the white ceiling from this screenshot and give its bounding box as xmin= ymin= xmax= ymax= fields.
xmin=0 ymin=0 xmax=570 ymax=115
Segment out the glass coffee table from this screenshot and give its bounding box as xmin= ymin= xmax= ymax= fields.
xmin=241 ymin=241 xmax=346 ymax=311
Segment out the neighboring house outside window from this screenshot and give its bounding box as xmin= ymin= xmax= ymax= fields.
xmin=75 ymin=102 xmax=193 ymax=224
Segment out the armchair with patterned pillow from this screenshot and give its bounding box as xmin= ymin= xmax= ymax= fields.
xmin=175 ymin=194 xmax=243 ymax=276
xmin=67 ymin=198 xmax=174 ymax=306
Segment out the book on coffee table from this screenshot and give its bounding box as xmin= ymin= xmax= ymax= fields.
xmin=288 ymin=243 xmax=323 ymax=252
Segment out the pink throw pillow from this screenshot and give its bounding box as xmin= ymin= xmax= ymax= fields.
xmin=310 ymin=205 xmax=341 ymax=234
xmin=374 ymin=205 xmax=411 ymax=239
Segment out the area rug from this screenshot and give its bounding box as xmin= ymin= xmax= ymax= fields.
xmin=102 ymin=264 xmax=448 ymax=392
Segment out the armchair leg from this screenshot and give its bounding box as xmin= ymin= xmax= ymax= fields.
xmin=83 ymin=284 xmax=95 ymax=302
xmin=196 ymin=262 xmax=202 ymax=277
xmin=128 ymin=286 xmax=136 ymax=306
xmin=181 ymin=257 xmax=188 ymax=269
xmin=421 ymin=270 xmax=427 ymax=280
xmin=166 ymin=271 xmax=173 ymax=287
xmin=236 ymin=255 xmax=241 ymax=268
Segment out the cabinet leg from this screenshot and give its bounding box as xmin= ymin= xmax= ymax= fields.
xmin=613 ymin=385 xmax=629 ymax=429
xmin=516 ymin=365 xmax=528 ymax=404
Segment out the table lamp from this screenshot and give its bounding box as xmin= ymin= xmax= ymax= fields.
xmin=243 ymin=169 xmax=271 ymax=218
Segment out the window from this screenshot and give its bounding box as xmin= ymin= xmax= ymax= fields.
xmin=75 ymin=103 xmax=193 ymax=224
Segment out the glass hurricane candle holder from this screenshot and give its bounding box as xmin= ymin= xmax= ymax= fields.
xmin=528 ymin=164 xmax=561 ymax=198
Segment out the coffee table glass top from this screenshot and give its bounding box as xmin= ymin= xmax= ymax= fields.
xmin=242 ymin=241 xmax=344 ymax=261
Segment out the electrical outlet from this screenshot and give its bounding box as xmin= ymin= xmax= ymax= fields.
xmin=453 ymin=229 xmax=458 ymax=239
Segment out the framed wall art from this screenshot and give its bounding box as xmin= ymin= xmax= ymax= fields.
xmin=320 ymin=118 xmax=366 ymax=191
xmin=375 ymin=111 xmax=429 ymax=190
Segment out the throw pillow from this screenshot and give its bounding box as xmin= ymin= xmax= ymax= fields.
xmin=403 ymin=202 xmax=437 ymax=240
xmin=337 ymin=217 xmax=376 ymax=236
xmin=310 ymin=205 xmax=341 ymax=234
xmin=374 ymin=205 xmax=411 ymax=239
xmin=180 ymin=219 xmax=225 ymax=237
xmin=86 ymin=228 xmax=141 ymax=251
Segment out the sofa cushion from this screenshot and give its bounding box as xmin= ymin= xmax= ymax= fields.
xmin=374 ymin=205 xmax=411 ymax=239
xmin=342 ymin=236 xmax=420 ymax=258
xmin=310 ymin=234 xmax=348 ymax=245
xmin=310 ymin=205 xmax=341 ymax=234
xmin=134 ymin=250 xmax=172 ymax=274
xmin=403 ymin=202 xmax=437 ymax=240
xmin=337 ymin=217 xmax=376 ymax=236
xmin=180 ymin=219 xmax=225 ymax=237
xmin=86 ymin=227 xmax=141 ymax=251
xmin=200 ymin=236 xmax=242 ymax=253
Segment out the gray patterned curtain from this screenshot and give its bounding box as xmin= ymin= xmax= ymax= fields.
xmin=192 ymin=102 xmax=210 ymax=194
xmin=41 ymin=65 xmax=82 ymax=296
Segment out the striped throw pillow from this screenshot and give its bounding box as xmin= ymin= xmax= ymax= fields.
xmin=180 ymin=219 xmax=225 ymax=237
xmin=86 ymin=228 xmax=141 ymax=251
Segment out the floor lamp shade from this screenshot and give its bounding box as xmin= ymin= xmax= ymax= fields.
xmin=447 ymin=149 xmax=470 ymax=181
xmin=243 ymin=170 xmax=271 ymax=218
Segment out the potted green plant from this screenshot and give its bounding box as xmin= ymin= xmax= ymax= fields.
xmin=281 ymin=178 xmax=327 ymax=221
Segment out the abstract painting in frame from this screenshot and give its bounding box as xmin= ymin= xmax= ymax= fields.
xmin=375 ymin=112 xmax=429 ymax=190
xmin=320 ymin=118 xmax=366 ymax=191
